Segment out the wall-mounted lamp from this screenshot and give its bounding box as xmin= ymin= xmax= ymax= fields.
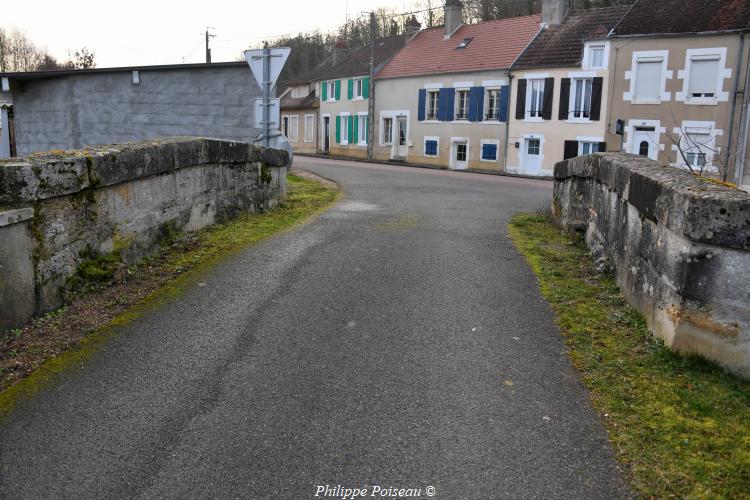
xmin=1 ymin=77 xmax=9 ymax=93
xmin=132 ymin=70 xmax=140 ymax=85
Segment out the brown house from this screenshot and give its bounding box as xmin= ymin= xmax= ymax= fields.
xmin=606 ymin=0 xmax=750 ymax=189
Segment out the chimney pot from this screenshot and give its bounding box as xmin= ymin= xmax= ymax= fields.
xmin=444 ymin=0 xmax=463 ymax=38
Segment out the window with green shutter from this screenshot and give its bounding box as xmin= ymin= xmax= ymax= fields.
xmin=348 ymin=114 xmax=354 ymax=145
xmin=347 ymin=79 xmax=354 ymax=100
xmin=335 ymin=115 xmax=341 ymax=143
xmin=322 ymin=81 xmax=327 ymax=101
xmin=363 ymin=77 xmax=370 ymax=99
xmin=335 ymin=80 xmax=341 ymax=101
xmin=353 ymin=115 xmax=359 ymax=143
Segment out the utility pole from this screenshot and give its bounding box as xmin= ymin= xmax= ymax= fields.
xmin=205 ymin=27 xmax=216 ymax=64
xmin=367 ymin=11 xmax=375 ymax=160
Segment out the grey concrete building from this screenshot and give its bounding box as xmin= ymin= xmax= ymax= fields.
xmin=0 ymin=62 xmax=262 ymax=158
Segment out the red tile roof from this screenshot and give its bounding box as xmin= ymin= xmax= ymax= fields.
xmin=377 ymin=14 xmax=542 ymax=79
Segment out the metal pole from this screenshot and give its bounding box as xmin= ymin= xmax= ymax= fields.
xmin=263 ymin=42 xmax=271 ymax=148
xmin=367 ymin=12 xmax=375 ymax=161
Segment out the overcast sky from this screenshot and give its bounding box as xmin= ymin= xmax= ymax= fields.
xmin=4 ymin=0 xmax=411 ymax=68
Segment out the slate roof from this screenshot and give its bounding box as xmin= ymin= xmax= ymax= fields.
xmin=514 ymin=6 xmax=630 ymax=69
xmin=613 ymin=0 xmax=750 ymax=35
xmin=377 ymin=14 xmax=542 ymax=79
xmin=290 ymin=35 xmax=406 ymax=84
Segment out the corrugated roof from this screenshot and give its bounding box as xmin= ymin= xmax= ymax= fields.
xmin=514 ymin=6 xmax=630 ymax=69
xmin=377 ymin=14 xmax=542 ymax=79
xmin=613 ymin=0 xmax=750 ymax=36
xmin=291 ymin=35 xmax=406 ymax=84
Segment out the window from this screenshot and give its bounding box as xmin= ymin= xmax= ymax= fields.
xmin=355 ymin=78 xmax=365 ymax=99
xmin=527 ymin=139 xmax=540 ymax=156
xmin=358 ymin=114 xmax=367 ymax=145
xmin=528 ymin=79 xmax=545 ymax=118
xmin=288 ymin=115 xmax=299 ymax=142
xmin=579 ymin=141 xmax=600 ymax=155
xmin=571 ymin=78 xmax=593 ymax=119
xmin=424 ymin=138 xmax=438 ymax=156
xmin=282 ymin=116 xmax=289 ymax=137
xmin=304 ymin=115 xmax=314 ymax=142
xmin=682 ymin=128 xmax=713 ymax=169
xmin=457 ymin=37 xmax=473 ymax=49
xmin=639 ymin=141 xmax=649 ymax=157
xmin=481 ymin=141 xmax=498 ymax=161
xmin=328 ymin=81 xmax=336 ymax=101
xmin=456 ymin=90 xmax=469 ymax=120
xmin=486 ymin=89 xmax=501 ymax=120
xmin=427 ymin=91 xmax=439 ymax=119
xmin=590 ymin=46 xmax=605 ymax=69
xmin=341 ymin=115 xmax=349 ymax=144
xmin=383 ymin=117 xmax=394 ymax=144
xmin=634 ymin=58 xmax=663 ymax=101
xmin=456 ymin=143 xmax=467 ymax=162
xmin=688 ymin=56 xmax=720 ymax=99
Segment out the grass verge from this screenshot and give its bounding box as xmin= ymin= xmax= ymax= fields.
xmin=508 ymin=213 xmax=750 ymax=498
xmin=0 ymin=173 xmax=338 ymax=411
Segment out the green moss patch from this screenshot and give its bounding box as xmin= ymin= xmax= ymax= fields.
xmin=0 ymin=174 xmax=338 ymax=415
xmin=508 ymin=213 xmax=750 ymax=498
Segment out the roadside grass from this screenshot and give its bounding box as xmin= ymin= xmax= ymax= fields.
xmin=508 ymin=213 xmax=750 ymax=498
xmin=0 ymin=174 xmax=338 ymax=412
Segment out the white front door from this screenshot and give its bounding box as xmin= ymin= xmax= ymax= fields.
xmin=396 ymin=117 xmax=408 ymax=158
xmin=452 ymin=141 xmax=468 ymax=170
xmin=631 ymin=126 xmax=658 ymax=160
xmin=522 ymin=138 xmax=542 ymax=175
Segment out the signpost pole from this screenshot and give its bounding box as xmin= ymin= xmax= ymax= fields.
xmin=262 ymin=42 xmax=271 ymax=148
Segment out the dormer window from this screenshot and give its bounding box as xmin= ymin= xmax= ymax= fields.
xmin=456 ymin=37 xmax=473 ymax=49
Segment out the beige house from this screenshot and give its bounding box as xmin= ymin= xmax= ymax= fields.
xmin=506 ymin=4 xmax=629 ymax=176
xmin=605 ymin=0 xmax=750 ymax=188
xmin=279 ymin=82 xmax=318 ymax=154
xmin=373 ymin=1 xmax=541 ymax=171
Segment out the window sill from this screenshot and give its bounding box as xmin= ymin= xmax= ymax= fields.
xmin=454 ymin=120 xmax=470 ymax=124
xmin=480 ymin=158 xmax=498 ymax=162
xmin=424 ymin=154 xmax=438 ymax=158
xmin=423 ymin=120 xmax=441 ymax=124
xmin=565 ymin=118 xmax=593 ymax=124
xmin=632 ymin=99 xmax=662 ymax=105
xmin=523 ymin=117 xmax=545 ymax=123
xmin=684 ymin=99 xmax=719 ymax=106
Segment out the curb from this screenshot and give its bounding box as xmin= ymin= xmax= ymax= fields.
xmin=295 ymin=153 xmax=554 ymax=182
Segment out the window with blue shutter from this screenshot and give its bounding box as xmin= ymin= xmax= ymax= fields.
xmin=418 ymin=89 xmax=426 ymax=121
xmin=468 ymin=87 xmax=485 ymax=122
xmin=424 ymin=139 xmax=438 ymax=156
xmin=438 ymin=88 xmax=455 ymax=121
xmin=499 ymin=85 xmax=509 ymax=122
xmin=481 ymin=142 xmax=498 ymax=161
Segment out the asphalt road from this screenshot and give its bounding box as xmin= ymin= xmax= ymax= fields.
xmin=0 ymin=157 xmax=629 ymax=499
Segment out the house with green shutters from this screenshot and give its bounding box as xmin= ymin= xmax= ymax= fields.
xmin=315 ymin=35 xmax=406 ymax=159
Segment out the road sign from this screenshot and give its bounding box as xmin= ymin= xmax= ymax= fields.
xmin=254 ymin=98 xmax=280 ymax=130
xmin=244 ymin=47 xmax=290 ymax=91
xmin=244 ymin=46 xmax=291 ymax=148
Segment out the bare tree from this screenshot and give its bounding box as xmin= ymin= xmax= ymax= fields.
xmin=68 ymin=47 xmax=96 ymax=69
xmin=665 ymin=123 xmax=735 ymax=181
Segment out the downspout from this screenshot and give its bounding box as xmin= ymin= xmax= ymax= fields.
xmin=734 ymin=36 xmax=750 ymax=186
xmin=503 ymin=74 xmax=513 ymax=172
xmin=725 ymin=33 xmax=744 ymax=181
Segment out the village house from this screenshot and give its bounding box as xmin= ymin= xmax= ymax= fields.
xmin=302 ymin=35 xmax=407 ymax=159
xmin=505 ymin=2 xmax=630 ymax=176
xmin=605 ymin=0 xmax=750 ymax=188
xmin=0 ymin=62 xmax=263 ymax=158
xmin=279 ymin=80 xmax=318 ymax=154
xmin=373 ymin=1 xmax=540 ymax=170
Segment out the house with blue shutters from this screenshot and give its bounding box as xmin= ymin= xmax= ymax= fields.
xmin=372 ymin=1 xmax=541 ymax=170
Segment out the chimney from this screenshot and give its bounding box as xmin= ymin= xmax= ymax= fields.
xmin=333 ymin=38 xmax=349 ymax=66
xmin=541 ymin=0 xmax=570 ymax=26
xmin=444 ymin=0 xmax=463 ymax=38
xmin=405 ymin=15 xmax=422 ymax=38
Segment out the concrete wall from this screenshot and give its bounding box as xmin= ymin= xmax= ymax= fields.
xmin=373 ymin=71 xmax=509 ymax=170
xmin=607 ymin=33 xmax=748 ymax=178
xmin=8 ymin=65 xmax=260 ymax=156
xmin=507 ymin=64 xmax=612 ymax=176
xmin=554 ymin=152 xmax=750 ymax=378
xmin=0 ymin=137 xmax=288 ymax=333
xmin=0 ymin=107 xmax=9 ymax=158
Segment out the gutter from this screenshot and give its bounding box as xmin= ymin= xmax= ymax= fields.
xmin=612 ymin=28 xmax=750 ymax=39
